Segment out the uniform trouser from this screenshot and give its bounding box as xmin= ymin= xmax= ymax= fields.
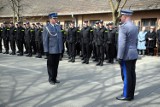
xmin=104 ymin=43 xmax=109 ymax=59
xmin=47 ymin=54 xmax=60 ymax=82
xmin=83 ymin=43 xmax=90 ymax=62
xmin=26 ymin=41 xmax=32 ymax=55
xmin=10 ymin=40 xmax=16 ymax=53
xmin=31 ymin=40 xmax=37 ymax=54
xmin=0 ymin=38 xmax=2 ymax=51
xmin=92 ymin=43 xmax=97 ymax=58
xmin=120 ymin=59 xmax=137 ymax=98
xmin=108 ymin=43 xmax=116 ymax=61
xmin=3 ymin=38 xmax=9 ymax=52
xmin=69 ymin=43 xmax=76 ymax=58
xmin=148 ymin=48 xmax=154 ymax=55
xmin=36 ymin=41 xmax=43 ymax=56
xmin=158 ymin=44 xmax=160 ymax=55
xmin=17 ymin=40 xmax=24 ymax=54
xmin=76 ymin=42 xmax=81 ymax=55
xmin=96 ymin=45 xmax=104 ymax=62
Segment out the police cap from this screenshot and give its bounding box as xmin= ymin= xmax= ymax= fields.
xmin=120 ymin=9 xmax=133 ymax=16
xmin=48 ymin=12 xmax=58 ymax=19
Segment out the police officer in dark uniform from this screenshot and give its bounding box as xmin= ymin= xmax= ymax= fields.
xmin=60 ymin=24 xmax=66 ymax=60
xmin=16 ymin=22 xmax=25 ymax=56
xmin=9 ymin=22 xmax=16 ymax=55
xmin=81 ymin=21 xmax=92 ymax=64
xmin=2 ymin=22 xmax=9 ymax=54
xmin=0 ymin=24 xmax=3 ymax=53
xmin=92 ymin=21 xmax=99 ymax=62
xmin=76 ymin=27 xmax=81 ymax=56
xmin=107 ymin=22 xmax=117 ymax=64
xmin=30 ymin=23 xmax=37 ymax=54
xmin=24 ymin=22 xmax=32 ymax=57
xmin=67 ymin=21 xmax=78 ymax=62
xmin=35 ymin=22 xmax=43 ymax=58
xmin=95 ymin=20 xmax=106 ymax=66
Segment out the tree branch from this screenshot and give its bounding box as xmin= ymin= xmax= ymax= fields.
xmin=108 ymin=0 xmax=115 ymax=12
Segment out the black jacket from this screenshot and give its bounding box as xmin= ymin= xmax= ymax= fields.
xmin=145 ymin=31 xmax=156 ymax=48
xmin=9 ymin=26 xmax=16 ymax=41
xmin=16 ymin=26 xmax=25 ymax=41
xmin=67 ymin=27 xmax=78 ymax=43
xmin=96 ymin=26 xmax=106 ymax=46
xmin=81 ymin=26 xmax=92 ymax=44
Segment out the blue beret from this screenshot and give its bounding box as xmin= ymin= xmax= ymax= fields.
xmin=121 ymin=9 xmax=133 ymax=16
xmin=48 ymin=12 xmax=58 ymax=18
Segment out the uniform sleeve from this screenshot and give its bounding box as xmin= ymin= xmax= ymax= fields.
xmin=117 ymin=26 xmax=127 ymax=59
xmin=42 ymin=26 xmax=49 ymax=53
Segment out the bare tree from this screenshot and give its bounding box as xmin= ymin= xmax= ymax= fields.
xmin=108 ymin=0 xmax=127 ymax=25
xmin=8 ymin=0 xmax=23 ymax=23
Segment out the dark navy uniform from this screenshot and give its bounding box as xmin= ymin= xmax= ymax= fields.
xmin=9 ymin=24 xmax=16 ymax=55
xmin=157 ymin=29 xmax=160 ymax=55
xmin=81 ymin=24 xmax=92 ymax=64
xmin=67 ymin=26 xmax=78 ymax=62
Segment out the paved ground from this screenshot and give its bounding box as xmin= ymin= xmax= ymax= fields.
xmin=0 ymin=52 xmax=160 ymax=107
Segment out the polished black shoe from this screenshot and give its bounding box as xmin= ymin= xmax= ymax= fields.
xmin=24 ymin=51 xmax=28 ymax=54
xmin=35 ymin=56 xmax=42 ymax=58
xmin=100 ymin=62 xmax=103 ymax=66
xmin=17 ymin=54 xmax=23 ymax=56
xmin=116 ymin=96 xmax=133 ymax=101
xmin=72 ymin=59 xmax=75 ymax=63
xmin=26 ymin=54 xmax=32 ymax=57
xmin=82 ymin=60 xmax=86 ymax=64
xmin=81 ymin=57 xmax=85 ymax=60
xmin=53 ymin=80 xmax=60 ymax=84
xmin=85 ymin=61 xmax=89 ymax=64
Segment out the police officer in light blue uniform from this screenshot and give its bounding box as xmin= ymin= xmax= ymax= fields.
xmin=116 ymin=9 xmax=138 ymax=101
xmin=43 ymin=12 xmax=63 ymax=85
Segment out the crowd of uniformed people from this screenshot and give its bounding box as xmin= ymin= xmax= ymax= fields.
xmin=0 ymin=20 xmax=118 ymax=66
xmin=0 ymin=20 xmax=159 ymax=66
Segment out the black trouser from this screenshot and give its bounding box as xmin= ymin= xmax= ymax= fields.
xmin=3 ymin=38 xmax=9 ymax=52
xmin=92 ymin=43 xmax=97 ymax=58
xmin=31 ymin=40 xmax=37 ymax=54
xmin=158 ymin=44 xmax=160 ymax=55
xmin=104 ymin=43 xmax=109 ymax=59
xmin=148 ymin=48 xmax=154 ymax=55
xmin=76 ymin=42 xmax=81 ymax=56
xmin=36 ymin=41 xmax=43 ymax=56
xmin=0 ymin=38 xmax=2 ymax=51
xmin=10 ymin=40 xmax=16 ymax=54
xmin=108 ymin=43 xmax=116 ymax=61
xmin=120 ymin=59 xmax=137 ymax=98
xmin=47 ymin=54 xmax=60 ymax=82
xmin=26 ymin=40 xmax=32 ymax=55
xmin=82 ymin=43 xmax=90 ymax=62
xmin=17 ymin=40 xmax=24 ymax=55
xmin=69 ymin=43 xmax=76 ymax=58
xmin=96 ymin=45 xmax=104 ymax=62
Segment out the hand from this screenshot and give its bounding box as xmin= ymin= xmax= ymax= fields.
xmin=118 ymin=59 xmax=123 ymax=65
xmin=45 ymin=52 xmax=49 ymax=57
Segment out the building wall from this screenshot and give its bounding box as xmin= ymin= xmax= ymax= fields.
xmin=0 ymin=10 xmax=160 ymax=30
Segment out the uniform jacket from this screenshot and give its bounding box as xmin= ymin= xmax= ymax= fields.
xmin=43 ymin=23 xmax=63 ymax=54
xmin=35 ymin=27 xmax=43 ymax=43
xmin=117 ymin=20 xmax=138 ymax=60
xmin=157 ymin=29 xmax=160 ymax=45
xmin=137 ymin=31 xmax=147 ymax=50
xmin=9 ymin=26 xmax=16 ymax=41
xmin=96 ymin=26 xmax=106 ymax=46
xmin=67 ymin=27 xmax=78 ymax=43
xmin=24 ymin=27 xmax=31 ymax=42
xmin=81 ymin=26 xmax=92 ymax=44
xmin=16 ymin=26 xmax=25 ymax=41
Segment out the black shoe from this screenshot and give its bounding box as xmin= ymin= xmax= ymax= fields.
xmin=85 ymin=61 xmax=89 ymax=64
xmin=26 ymin=54 xmax=32 ymax=57
xmin=53 ymin=80 xmax=60 ymax=84
xmin=17 ymin=54 xmax=23 ymax=56
xmin=96 ymin=61 xmax=101 ymax=66
xmin=24 ymin=51 xmax=28 ymax=54
xmin=93 ymin=59 xmax=98 ymax=62
xmin=16 ymin=51 xmax=20 ymax=53
xmin=35 ymin=56 xmax=42 ymax=58
xmin=116 ymin=96 xmax=133 ymax=101
xmin=100 ymin=62 xmax=103 ymax=66
xmin=0 ymin=51 xmax=2 ymax=53
xmin=81 ymin=57 xmax=85 ymax=60
xmin=82 ymin=60 xmax=86 ymax=64
xmin=72 ymin=59 xmax=75 ymax=63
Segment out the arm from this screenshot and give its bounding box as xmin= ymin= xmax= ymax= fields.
xmin=42 ymin=26 xmax=49 ymax=53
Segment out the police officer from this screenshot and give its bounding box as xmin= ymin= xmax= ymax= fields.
xmin=43 ymin=13 xmax=63 ymax=85
xmin=81 ymin=21 xmax=92 ymax=64
xmin=67 ymin=21 xmax=78 ymax=62
xmin=31 ymin=23 xmax=37 ymax=54
xmin=0 ymin=24 xmax=3 ymax=53
xmin=92 ymin=21 xmax=99 ymax=62
xmin=95 ymin=20 xmax=106 ymax=66
xmin=24 ymin=22 xmax=32 ymax=57
xmin=116 ymin=9 xmax=138 ymax=101
xmin=35 ymin=22 xmax=43 ymax=58
xmin=16 ymin=22 xmax=25 ymax=56
xmin=9 ymin=22 xmax=16 ymax=55
xmin=107 ymin=22 xmax=117 ymax=64
xmin=2 ymin=22 xmax=9 ymax=54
